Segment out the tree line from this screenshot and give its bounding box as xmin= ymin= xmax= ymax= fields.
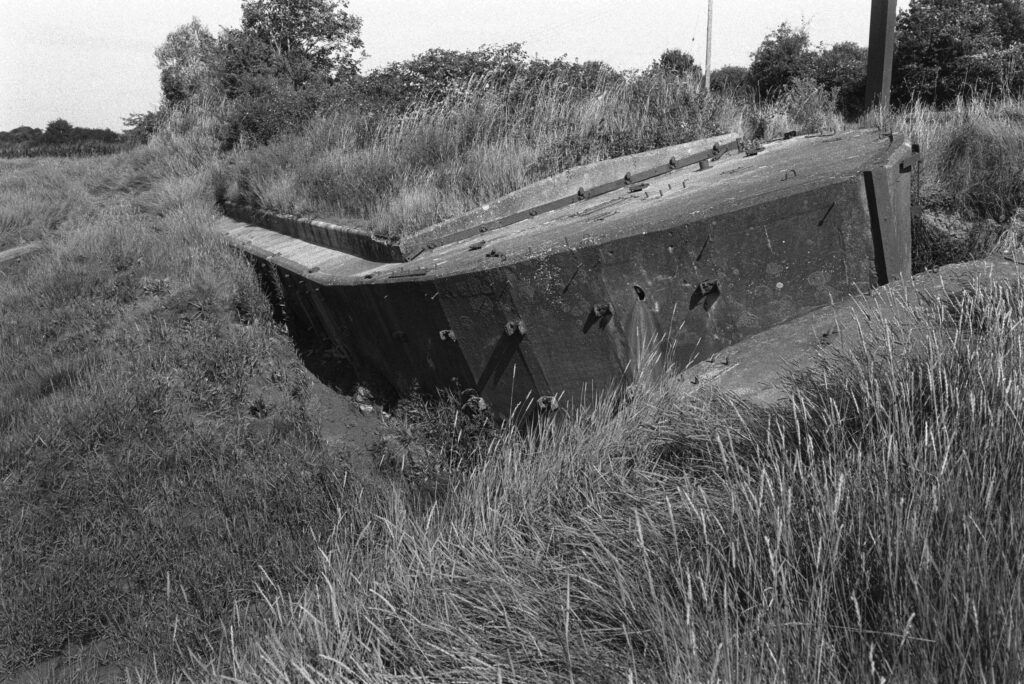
xmin=136 ymin=0 xmax=1024 ymax=147
xmin=9 ymin=0 xmax=1024 ymax=156
xmin=0 ymin=119 xmax=127 ymax=158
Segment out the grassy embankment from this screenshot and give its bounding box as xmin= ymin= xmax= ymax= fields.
xmin=0 ymin=111 xmax=356 ymax=677
xmin=215 ymin=71 xmax=824 ymax=239
xmin=2 ymin=76 xmax=1024 ymax=681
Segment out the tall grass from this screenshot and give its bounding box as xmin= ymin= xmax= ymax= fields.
xmin=885 ymin=97 xmax=1024 ymax=220
xmin=0 ymin=115 xmax=354 ymax=678
xmin=219 ymin=72 xmax=742 ymax=238
xmin=0 ymin=157 xmax=99 ymax=251
xmin=192 ymin=277 xmax=1024 ymax=682
xmin=7 ymin=74 xmax=1024 ymax=682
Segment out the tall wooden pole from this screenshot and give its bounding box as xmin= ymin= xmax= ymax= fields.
xmin=705 ymin=0 xmax=713 ymax=91
xmin=865 ymin=0 xmax=898 ymax=110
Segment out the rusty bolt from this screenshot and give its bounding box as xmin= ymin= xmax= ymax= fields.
xmin=592 ymin=302 xmax=614 ymax=319
xmin=439 ymin=329 xmax=457 ymax=342
xmin=537 ymin=395 xmax=560 ymax=412
xmin=504 ymin=320 xmax=527 ymax=337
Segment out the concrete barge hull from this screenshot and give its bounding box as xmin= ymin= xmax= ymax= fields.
xmin=217 ymin=130 xmax=916 ymax=415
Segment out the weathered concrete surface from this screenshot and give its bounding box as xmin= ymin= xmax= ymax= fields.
xmin=221 ymin=202 xmax=403 ymax=263
xmin=678 ymin=254 xmax=1024 ymax=406
xmin=215 ymin=129 xmax=917 ymax=416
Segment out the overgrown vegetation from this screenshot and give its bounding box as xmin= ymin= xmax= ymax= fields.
xmin=216 ymin=70 xmax=738 ymax=237
xmin=0 ymin=115 xmax=355 ymax=676
xmin=6 ymin=0 xmax=1024 ymax=680
xmin=4 ymin=89 xmax=1024 ymax=680
xmin=195 ymin=278 xmax=1024 ymax=681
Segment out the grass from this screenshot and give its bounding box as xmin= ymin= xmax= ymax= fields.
xmin=4 ymin=81 xmax=1024 ymax=681
xmin=866 ymin=97 xmax=1024 ymax=270
xmin=189 ymin=276 xmax=1024 ymax=682
xmin=216 ymin=73 xmax=854 ymax=241
xmin=883 ymin=97 xmax=1024 ymax=219
xmin=0 ymin=156 xmax=100 ymax=251
xmin=0 ymin=115 xmax=357 ymax=677
xmin=0 ymin=140 xmax=132 ymax=160
xmin=217 ymin=72 xmax=747 ymax=239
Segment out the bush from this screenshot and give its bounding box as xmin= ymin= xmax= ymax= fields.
xmin=749 ymin=22 xmax=812 ymax=99
xmin=745 ymin=77 xmax=841 ymax=139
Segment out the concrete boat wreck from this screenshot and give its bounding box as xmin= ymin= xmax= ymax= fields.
xmin=214 ymin=129 xmax=919 ymax=415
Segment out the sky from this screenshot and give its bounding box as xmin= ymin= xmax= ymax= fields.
xmin=0 ymin=0 xmax=912 ymax=132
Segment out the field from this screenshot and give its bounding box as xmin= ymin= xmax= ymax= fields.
xmin=3 ymin=80 xmax=1024 ymax=682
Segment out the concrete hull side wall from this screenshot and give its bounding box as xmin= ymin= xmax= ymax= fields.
xmin=216 ymin=131 xmax=916 ymax=416
xmin=237 ymin=173 xmax=895 ymax=415
xmin=221 ymin=201 xmax=404 ymax=263
xmin=424 ymin=175 xmax=881 ymax=410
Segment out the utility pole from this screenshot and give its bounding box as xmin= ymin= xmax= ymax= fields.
xmin=864 ymin=0 xmax=898 ymax=110
xmin=705 ymin=0 xmax=713 ymax=91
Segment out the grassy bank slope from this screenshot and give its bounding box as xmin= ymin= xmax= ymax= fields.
xmin=0 ymin=113 xmax=361 ymax=677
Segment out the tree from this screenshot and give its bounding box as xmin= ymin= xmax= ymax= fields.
xmin=893 ymin=0 xmax=1021 ymax=105
xmin=239 ymin=0 xmax=364 ymax=80
xmin=655 ymin=49 xmax=702 ymax=79
xmin=362 ymin=44 xmax=528 ymax=106
xmin=710 ymin=66 xmax=750 ymax=93
xmin=42 ymin=119 xmax=73 ymax=144
xmin=155 ymin=18 xmax=216 ymax=104
xmin=123 ymin=112 xmax=162 ymax=144
xmin=808 ymin=42 xmax=867 ymax=117
xmin=203 ymin=0 xmax=364 ymax=146
xmin=749 ymin=23 xmax=812 ymax=99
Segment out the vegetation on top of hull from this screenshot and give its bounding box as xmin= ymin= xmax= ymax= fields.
xmin=212 ymin=67 xmax=858 ymax=240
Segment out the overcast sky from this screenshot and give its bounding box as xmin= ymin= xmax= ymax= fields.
xmin=0 ymin=0 xmax=912 ymax=132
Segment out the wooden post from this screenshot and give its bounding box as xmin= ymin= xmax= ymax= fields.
xmin=865 ymin=0 xmax=898 ymax=110
xmin=705 ymin=0 xmax=713 ymax=91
